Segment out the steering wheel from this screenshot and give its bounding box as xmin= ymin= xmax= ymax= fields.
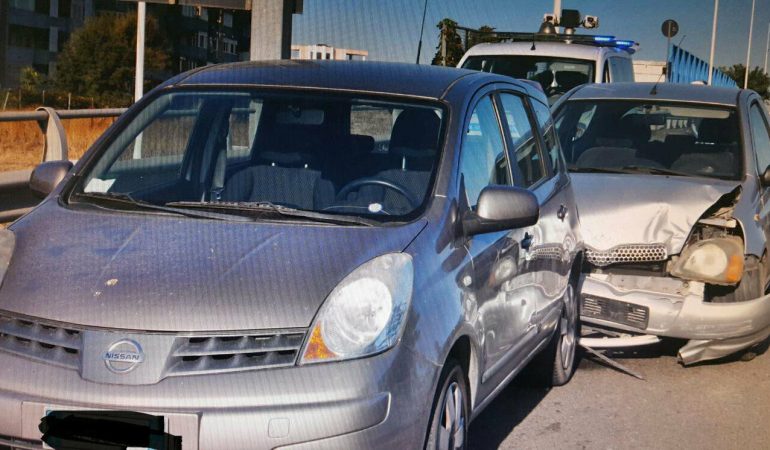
xmin=334 ymin=177 xmax=420 ymax=210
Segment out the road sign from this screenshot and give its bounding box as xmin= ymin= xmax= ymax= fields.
xmin=661 ymin=19 xmax=679 ymax=38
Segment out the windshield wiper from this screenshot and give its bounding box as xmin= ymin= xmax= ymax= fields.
xmin=568 ymin=166 xmax=632 ymax=174
xmin=618 ymin=166 xmax=693 ymax=177
xmin=165 ymin=201 xmax=377 ymax=227
xmin=73 ymin=192 xmax=251 ymax=222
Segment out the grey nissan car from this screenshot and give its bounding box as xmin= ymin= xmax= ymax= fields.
xmin=553 ymin=82 xmax=770 ymax=365
xmin=0 ymin=61 xmax=582 ymax=449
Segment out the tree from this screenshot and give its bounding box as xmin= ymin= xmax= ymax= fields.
xmin=467 ymin=25 xmax=498 ymax=48
xmin=431 ymin=19 xmax=465 ymax=67
xmin=54 ymin=12 xmax=170 ymax=107
xmin=19 ymin=67 xmax=49 ymax=92
xmin=721 ymin=64 xmax=770 ymax=99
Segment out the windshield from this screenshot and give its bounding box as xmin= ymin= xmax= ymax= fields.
xmin=554 ymin=100 xmax=742 ymax=180
xmin=72 ymin=89 xmax=445 ymax=222
xmin=462 ymin=55 xmax=594 ymax=103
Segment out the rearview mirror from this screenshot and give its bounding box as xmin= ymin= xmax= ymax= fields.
xmin=761 ymin=165 xmax=770 ymax=187
xmin=463 ymin=185 xmax=539 ymax=236
xmin=29 ymin=160 xmax=73 ymax=199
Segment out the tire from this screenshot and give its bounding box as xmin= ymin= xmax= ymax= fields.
xmin=425 ymin=360 xmax=469 ymax=450
xmin=520 ymin=281 xmax=580 ymax=387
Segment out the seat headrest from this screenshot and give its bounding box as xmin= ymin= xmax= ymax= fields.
xmin=530 ymin=71 xmax=554 ymax=92
xmin=349 ymin=134 xmax=375 ymax=155
xmin=390 ymin=108 xmax=441 ymax=153
xmin=698 ymin=118 xmax=738 ymax=144
xmin=555 ymin=71 xmax=589 ymax=90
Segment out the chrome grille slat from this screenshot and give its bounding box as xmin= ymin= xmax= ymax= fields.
xmin=0 ymin=318 xmax=80 ymax=350
xmin=172 ymin=333 xmax=304 ymax=357
xmin=586 ymin=244 xmax=667 ymax=267
xmin=0 ymin=314 xmax=81 ymax=370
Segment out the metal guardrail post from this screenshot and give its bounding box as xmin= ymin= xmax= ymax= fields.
xmin=35 ymin=107 xmax=68 ymax=162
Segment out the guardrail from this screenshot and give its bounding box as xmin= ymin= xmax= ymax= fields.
xmin=0 ymin=107 xmax=127 ymax=222
xmin=0 ymin=107 xmax=127 ymax=162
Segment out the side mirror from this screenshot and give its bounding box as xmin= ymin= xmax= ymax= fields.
xmin=29 ymin=160 xmax=73 ymax=199
xmin=462 ymin=185 xmax=540 ymax=236
xmin=761 ymin=165 xmax=770 ymax=187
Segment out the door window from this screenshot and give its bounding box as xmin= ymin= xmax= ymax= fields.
xmin=750 ymin=102 xmax=770 ymax=174
xmin=459 ymin=95 xmax=511 ymax=208
xmin=532 ymin=100 xmax=562 ymax=175
xmin=498 ymin=93 xmax=545 ymax=187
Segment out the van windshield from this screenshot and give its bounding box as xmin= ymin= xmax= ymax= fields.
xmin=462 ymin=55 xmax=594 ymax=103
xmin=72 ymin=89 xmax=445 ymax=222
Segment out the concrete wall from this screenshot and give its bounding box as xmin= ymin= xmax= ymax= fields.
xmin=633 ymin=60 xmax=666 ymax=83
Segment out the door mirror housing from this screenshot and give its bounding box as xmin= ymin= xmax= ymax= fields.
xmin=29 ymin=160 xmax=73 ymax=199
xmin=462 ymin=185 xmax=540 ymax=236
xmin=761 ymin=165 xmax=770 ymax=187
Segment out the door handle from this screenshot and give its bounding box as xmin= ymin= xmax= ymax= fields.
xmin=557 ymin=204 xmax=568 ymax=221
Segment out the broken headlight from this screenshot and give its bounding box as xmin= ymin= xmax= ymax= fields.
xmin=670 ymin=236 xmax=744 ymax=285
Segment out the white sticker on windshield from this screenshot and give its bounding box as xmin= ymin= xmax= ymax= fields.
xmin=84 ymin=178 xmax=115 ymax=193
xmin=368 ymin=203 xmax=383 ymax=213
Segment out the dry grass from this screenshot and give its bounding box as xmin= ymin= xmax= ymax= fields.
xmin=0 ymin=116 xmax=116 ymax=172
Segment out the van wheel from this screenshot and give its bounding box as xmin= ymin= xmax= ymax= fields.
xmin=520 ymin=282 xmax=579 ymax=387
xmin=425 ymin=360 xmax=469 ymax=450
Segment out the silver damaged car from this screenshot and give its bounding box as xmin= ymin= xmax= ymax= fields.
xmin=553 ymin=82 xmax=770 ymax=365
xmin=0 ymin=61 xmax=582 ymax=449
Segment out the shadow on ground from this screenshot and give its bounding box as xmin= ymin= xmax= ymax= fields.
xmin=467 ymin=376 xmax=550 ymax=450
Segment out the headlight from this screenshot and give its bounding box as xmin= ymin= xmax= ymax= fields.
xmin=0 ymin=229 xmax=14 ymax=285
xmin=300 ymin=253 xmax=413 ymax=364
xmin=670 ymin=237 xmax=744 ymax=285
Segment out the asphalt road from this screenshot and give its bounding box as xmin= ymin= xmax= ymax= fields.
xmin=469 ymin=340 xmax=770 ymax=450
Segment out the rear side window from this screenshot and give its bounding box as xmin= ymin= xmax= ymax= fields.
xmin=532 ymin=100 xmax=562 ymax=175
xmin=609 ymin=57 xmax=635 ymax=82
xmin=750 ymin=103 xmax=770 ymax=173
xmin=498 ymin=93 xmax=545 ymax=187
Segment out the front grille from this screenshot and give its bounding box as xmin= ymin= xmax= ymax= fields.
xmin=529 ymin=245 xmax=563 ymax=261
xmin=167 ymin=331 xmax=306 ymax=376
xmin=586 ymin=244 xmax=667 ymax=267
xmin=0 ymin=313 xmax=306 ymax=378
xmin=582 ymin=296 xmax=650 ymax=329
xmin=0 ymin=314 xmax=81 ymax=370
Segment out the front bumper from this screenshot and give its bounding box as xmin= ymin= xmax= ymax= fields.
xmin=0 ymin=343 xmax=437 ymax=449
xmin=580 ymin=273 xmax=770 ymax=364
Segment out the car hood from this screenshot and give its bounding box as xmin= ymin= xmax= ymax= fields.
xmin=0 ymin=202 xmax=426 ymax=332
xmin=571 ymin=173 xmax=740 ymax=255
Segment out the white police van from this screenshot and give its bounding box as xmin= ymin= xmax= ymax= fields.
xmin=457 ymin=11 xmax=637 ymax=104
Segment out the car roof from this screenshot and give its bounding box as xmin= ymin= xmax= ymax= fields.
xmin=172 ymin=60 xmax=523 ymax=100
xmin=565 ymin=82 xmax=742 ymax=106
xmin=461 ymin=41 xmax=632 ymax=61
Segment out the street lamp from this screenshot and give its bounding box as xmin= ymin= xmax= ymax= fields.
xmin=764 ymin=22 xmax=769 ymax=75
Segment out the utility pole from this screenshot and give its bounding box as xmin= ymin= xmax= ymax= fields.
xmin=134 ymin=1 xmax=145 ymax=102
xmin=765 ymin=22 xmax=770 ymax=75
xmin=745 ymin=0 xmax=756 ymax=89
xmin=707 ymin=0 xmax=719 ymax=85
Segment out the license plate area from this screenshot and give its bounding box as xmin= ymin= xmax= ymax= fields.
xmin=582 ymin=296 xmax=650 ymax=329
xmin=21 ymin=402 xmax=198 ymax=450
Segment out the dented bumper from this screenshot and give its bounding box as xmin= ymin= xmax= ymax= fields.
xmin=580 ymin=273 xmax=770 ymax=364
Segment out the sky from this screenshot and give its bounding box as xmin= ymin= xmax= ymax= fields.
xmin=292 ymin=0 xmax=770 ymax=69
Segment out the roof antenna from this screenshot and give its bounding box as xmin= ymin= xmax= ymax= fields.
xmin=649 ymin=34 xmax=686 ymax=95
xmin=415 ymin=0 xmax=430 ymax=64
xmin=531 ymin=33 xmax=536 ymax=51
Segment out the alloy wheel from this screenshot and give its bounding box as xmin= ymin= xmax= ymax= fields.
xmin=437 ymin=380 xmax=466 ymax=450
xmin=560 ymin=284 xmax=578 ymax=371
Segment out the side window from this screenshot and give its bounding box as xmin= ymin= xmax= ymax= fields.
xmin=609 ymin=57 xmax=634 ymax=82
xmin=749 ymin=103 xmax=770 ymax=173
xmin=459 ymin=95 xmax=511 ymax=208
xmin=602 ymin=61 xmax=611 ymax=83
xmin=498 ymin=93 xmax=545 ymax=187
xmin=532 ymin=100 xmax=562 ymax=175
xmin=226 ymin=99 xmax=263 ymax=163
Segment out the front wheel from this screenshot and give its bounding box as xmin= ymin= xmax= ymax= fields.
xmin=520 ymin=282 xmax=580 ymax=387
xmin=425 ymin=360 xmax=469 ymax=450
